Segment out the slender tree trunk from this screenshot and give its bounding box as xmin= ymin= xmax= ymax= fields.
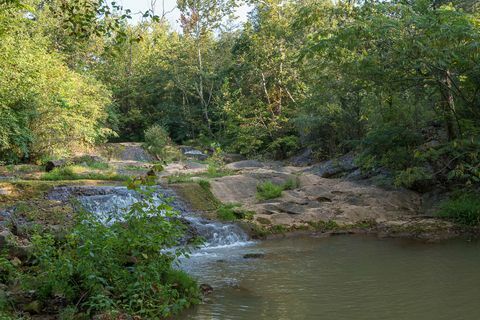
xmin=443 ymin=70 xmax=459 ymax=141
xmin=197 ymin=42 xmax=212 ymax=135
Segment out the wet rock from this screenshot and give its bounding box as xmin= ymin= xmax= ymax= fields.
xmin=225 ymin=160 xmax=264 ymax=170
xmin=243 ymin=253 xmax=265 ymax=259
xmin=200 ymin=283 xmax=214 ymax=295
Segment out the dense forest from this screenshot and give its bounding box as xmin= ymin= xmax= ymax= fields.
xmin=1 ymin=0 xmax=479 ymax=191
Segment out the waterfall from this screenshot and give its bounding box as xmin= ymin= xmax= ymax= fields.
xmin=47 ymin=186 xmax=251 ymax=249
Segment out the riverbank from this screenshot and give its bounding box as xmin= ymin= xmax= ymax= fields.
xmin=0 ymin=143 xmax=476 ymax=246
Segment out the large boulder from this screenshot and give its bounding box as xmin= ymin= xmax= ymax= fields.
xmin=306 ymin=153 xmax=358 ymax=178
xmin=180 ymin=146 xmax=208 ymax=161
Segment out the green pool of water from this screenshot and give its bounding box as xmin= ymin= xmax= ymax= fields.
xmin=179 ymin=235 xmax=480 ymax=320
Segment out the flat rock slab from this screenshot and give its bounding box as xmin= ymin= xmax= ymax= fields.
xmin=210 ymin=161 xmax=422 ymax=228
xmin=225 ymin=160 xmax=264 ymax=170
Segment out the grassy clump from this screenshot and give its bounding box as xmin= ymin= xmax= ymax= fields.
xmin=1 ymin=185 xmax=201 ymax=318
xmin=42 ymin=166 xmax=128 ymax=181
xmin=256 ymin=181 xmax=284 ymax=200
xmin=216 ymin=203 xmax=254 ymax=221
xmin=437 ymin=193 xmax=480 ymax=226
xmin=217 ymin=204 xmax=239 ymax=221
xmin=167 ymin=173 xmax=194 ymax=184
xmin=256 ymin=178 xmax=299 ymax=200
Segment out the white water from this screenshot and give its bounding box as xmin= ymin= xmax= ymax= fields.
xmin=50 ymin=186 xmax=253 ymax=251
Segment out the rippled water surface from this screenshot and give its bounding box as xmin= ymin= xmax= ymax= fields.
xmin=179 ymin=235 xmax=480 ymax=320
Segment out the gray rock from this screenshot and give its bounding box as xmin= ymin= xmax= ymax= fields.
xmin=289 ymin=148 xmax=315 ymax=166
xmin=307 ymin=153 xmax=358 ymax=178
xmin=222 ymin=153 xmax=246 ymax=164
xmin=180 ymin=146 xmax=208 ymax=161
xmin=275 ymin=202 xmax=306 ymax=215
xmin=225 ymin=160 xmax=264 ymax=170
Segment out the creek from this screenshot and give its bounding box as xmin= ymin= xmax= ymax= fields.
xmin=55 ymin=186 xmax=480 ymax=320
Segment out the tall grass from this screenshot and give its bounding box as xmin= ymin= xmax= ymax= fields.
xmin=438 ymin=193 xmax=480 ymax=226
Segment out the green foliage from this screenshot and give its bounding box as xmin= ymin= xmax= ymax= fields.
xmin=357 ymin=126 xmax=424 ymax=172
xmin=395 ymin=167 xmax=433 ymax=189
xmin=0 ymin=18 xmax=113 ymax=163
xmin=42 ymin=166 xmax=128 ymax=181
xmin=17 ymin=185 xmax=200 ymax=317
xmin=144 ymin=125 xmax=170 ymax=159
xmin=197 ymin=179 xmax=211 ymax=191
xmin=267 ymin=136 xmax=301 ymax=159
xmin=256 ymin=178 xmax=299 ymax=200
xmin=216 ymin=204 xmax=239 ymax=221
xmin=438 ymin=193 xmax=480 ymax=226
xmin=256 ymin=181 xmax=284 ymax=200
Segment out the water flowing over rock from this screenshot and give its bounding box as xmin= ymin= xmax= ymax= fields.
xmin=47 ymin=185 xmax=250 ymax=250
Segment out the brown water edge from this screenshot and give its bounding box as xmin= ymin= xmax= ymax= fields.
xmin=177 ymin=234 xmax=480 ymax=320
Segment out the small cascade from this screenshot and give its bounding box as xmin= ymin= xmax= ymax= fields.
xmin=47 ymin=186 xmax=251 ymax=249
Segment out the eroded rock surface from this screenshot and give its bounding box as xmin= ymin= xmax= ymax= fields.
xmin=210 ymin=162 xmax=423 ymax=229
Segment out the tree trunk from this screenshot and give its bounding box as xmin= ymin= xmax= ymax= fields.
xmin=443 ymin=70 xmax=459 ymax=141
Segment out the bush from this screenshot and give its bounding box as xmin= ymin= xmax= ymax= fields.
xmin=256 ymin=181 xmax=284 ymax=200
xmin=15 ymin=184 xmax=201 ymax=318
xmin=357 ymin=126 xmax=423 ymax=171
xmin=267 ymin=135 xmax=301 ymax=159
xmin=144 ymin=125 xmax=170 ymax=159
xmin=42 ymin=167 xmax=77 ymax=180
xmin=438 ymin=193 xmax=480 ymax=226
xmin=216 ymin=204 xmax=239 ymax=221
xmin=394 ymin=166 xmax=433 ymax=190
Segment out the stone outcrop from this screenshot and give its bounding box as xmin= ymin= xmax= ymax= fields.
xmin=210 ymin=161 xmax=424 ymax=230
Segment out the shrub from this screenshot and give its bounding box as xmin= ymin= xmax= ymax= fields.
xmin=256 ymin=181 xmax=283 ymax=200
xmin=394 ymin=166 xmax=433 ymax=190
xmin=16 ymin=184 xmax=201 ymax=318
xmin=267 ymin=135 xmax=301 ymax=159
xmin=438 ymin=193 xmax=480 ymax=226
xmin=216 ymin=204 xmax=238 ymax=221
xmin=144 ymin=125 xmax=170 ymax=159
xmin=42 ymin=167 xmax=77 ymax=180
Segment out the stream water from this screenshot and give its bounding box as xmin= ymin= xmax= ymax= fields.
xmin=57 ymin=186 xmax=480 ymax=320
